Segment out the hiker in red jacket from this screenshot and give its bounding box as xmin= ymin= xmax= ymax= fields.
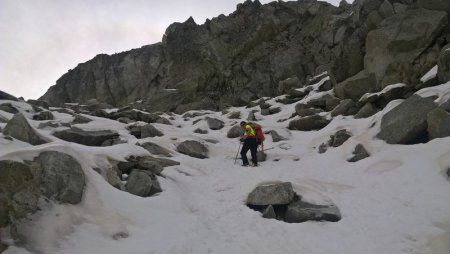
xmin=240 ymin=121 xmax=258 ymax=167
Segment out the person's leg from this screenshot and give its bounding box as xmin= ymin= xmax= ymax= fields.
xmin=250 ymin=139 xmax=258 ymax=166
xmin=240 ymin=140 xmax=250 ymax=165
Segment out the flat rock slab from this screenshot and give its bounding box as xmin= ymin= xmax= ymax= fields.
xmin=246 ymin=182 xmax=295 ymax=206
xmin=53 ymin=127 xmax=119 ymax=146
xmin=177 ymin=140 xmax=209 ymax=159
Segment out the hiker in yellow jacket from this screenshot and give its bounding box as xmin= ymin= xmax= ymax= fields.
xmin=240 ymin=121 xmax=258 ymax=167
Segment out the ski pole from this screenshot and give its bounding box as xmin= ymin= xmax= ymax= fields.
xmin=234 ymin=142 xmax=242 ymax=165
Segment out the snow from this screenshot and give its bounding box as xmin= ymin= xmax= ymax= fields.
xmin=420 ymin=65 xmax=438 ymax=83
xmin=1 ymin=82 xmax=450 ymax=254
xmin=359 ymin=83 xmax=406 ymax=102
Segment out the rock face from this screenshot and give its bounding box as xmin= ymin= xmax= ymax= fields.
xmin=377 ymin=95 xmax=438 ymax=144
xmin=427 ymin=106 xmax=450 ymax=140
xmin=3 ymin=113 xmax=49 ymax=145
xmin=364 ymin=8 xmax=448 ymax=88
xmin=53 ymin=127 xmax=119 ymax=146
xmin=0 ymin=90 xmax=18 ymax=101
xmin=177 ymin=140 xmax=209 ymax=159
xmin=39 ymin=0 xmax=434 ymax=113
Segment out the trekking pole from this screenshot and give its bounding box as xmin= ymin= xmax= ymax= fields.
xmin=262 ymin=147 xmax=275 ymax=152
xmin=234 ymin=142 xmax=242 ymax=165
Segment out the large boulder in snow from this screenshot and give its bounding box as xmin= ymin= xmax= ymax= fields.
xmin=34 ymin=151 xmax=85 ymax=204
xmin=177 ymin=140 xmax=209 ymax=159
xmin=125 ymin=170 xmax=161 ymax=197
xmin=32 ymin=111 xmax=54 ymax=121
xmin=437 ymin=43 xmax=450 ymax=84
xmin=285 ymin=200 xmax=341 ymax=223
xmin=354 ymin=102 xmax=379 ymax=119
xmin=246 ymin=182 xmax=295 ymax=206
xmin=377 ymin=95 xmax=437 ymax=144
xmin=227 ymin=125 xmax=242 ymax=138
xmin=330 ymin=99 xmax=359 ymax=117
xmin=364 ymin=8 xmax=448 ymax=87
xmin=205 ymin=117 xmax=224 ymax=130
xmin=3 ymin=113 xmax=49 ymax=145
xmin=427 ymin=106 xmax=450 ymax=140
xmin=288 ymin=115 xmax=330 ymax=131
xmin=140 ymin=142 xmax=172 ymax=157
xmin=0 ymin=103 xmax=19 ymax=114
xmin=140 ymin=124 xmax=164 ymax=138
xmin=54 ymin=127 xmax=119 ymax=146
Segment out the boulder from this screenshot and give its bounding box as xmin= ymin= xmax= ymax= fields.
xmin=140 ymin=142 xmax=172 ymax=157
xmin=246 ymin=182 xmax=295 ymax=206
xmin=53 ymin=127 xmax=119 ymax=146
xmin=355 ymin=102 xmax=379 ymax=119
xmin=438 ymin=44 xmax=450 ymax=84
xmin=140 ymin=124 xmax=164 ymax=138
xmin=270 ymin=130 xmax=285 ymax=142
xmin=0 ymin=103 xmax=19 ymax=114
xmin=72 ymin=114 xmax=93 ymax=124
xmin=227 ymin=111 xmax=241 ymax=119
xmin=27 ymin=99 xmax=49 ymax=109
xmin=205 ymin=117 xmax=224 ymax=130
xmin=137 ymin=159 xmax=164 ymax=175
xmin=137 ymin=156 xmax=180 ymax=168
xmin=330 ymin=129 xmax=352 ymax=147
xmin=285 ymin=200 xmax=341 ymax=223
xmin=247 ymin=112 xmax=257 ymax=121
xmin=34 ymin=151 xmax=85 ymax=204
xmin=194 ymin=128 xmax=208 ymax=134
xmin=295 ymin=103 xmax=323 ymax=117
xmin=365 ymin=8 xmax=448 ymax=87
xmin=288 ymin=115 xmax=330 ymax=131
xmin=3 ymin=113 xmax=48 ymax=145
xmin=32 ymin=111 xmax=54 ymax=121
xmin=347 ymin=144 xmax=370 ymax=162
xmin=177 ymin=140 xmax=209 ymax=159
xmin=417 ymin=0 xmax=450 ymax=14
xmin=227 ymin=125 xmax=242 ymax=138
xmin=331 ymin=99 xmax=359 ymax=117
xmin=427 ymin=106 xmax=450 ymax=140
xmin=307 ymin=94 xmax=340 ymax=111
xmin=335 ymin=71 xmax=377 ymax=101
xmin=377 ymin=95 xmax=438 ymax=144
xmin=125 ymin=170 xmax=161 ymax=197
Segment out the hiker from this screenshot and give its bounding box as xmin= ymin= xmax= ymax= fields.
xmin=250 ymin=122 xmax=264 ymax=150
xmin=240 ymin=121 xmax=258 ymax=167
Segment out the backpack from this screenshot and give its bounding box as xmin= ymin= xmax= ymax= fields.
xmin=251 ymin=123 xmax=265 ymax=146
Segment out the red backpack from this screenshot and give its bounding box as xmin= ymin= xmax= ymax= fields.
xmin=251 ymin=123 xmax=265 ymax=147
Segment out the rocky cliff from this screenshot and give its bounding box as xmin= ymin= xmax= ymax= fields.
xmin=39 ymin=0 xmax=450 ymax=112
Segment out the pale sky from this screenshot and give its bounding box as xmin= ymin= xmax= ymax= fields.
xmin=0 ymin=0 xmax=345 ymax=100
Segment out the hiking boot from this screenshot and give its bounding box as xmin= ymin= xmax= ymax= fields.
xmin=252 ymin=163 xmax=258 ymax=167
xmin=242 ymin=163 xmax=249 ymax=167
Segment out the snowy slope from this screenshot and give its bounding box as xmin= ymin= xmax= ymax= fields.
xmin=1 ymin=82 xmax=450 ymax=254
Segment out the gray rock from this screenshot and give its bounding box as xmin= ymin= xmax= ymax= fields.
xmin=331 ymin=99 xmax=359 ymax=117
xmin=0 ymin=103 xmax=19 ymax=114
xmin=53 ymin=127 xmax=119 ymax=146
xmin=288 ymin=115 xmax=330 ymax=131
xmin=227 ymin=125 xmax=242 ymax=138
xmin=3 ymin=113 xmax=49 ymax=145
xmin=38 ymin=121 xmax=63 ymax=129
xmin=257 ymin=151 xmax=267 ymax=162
xmin=247 ymin=112 xmax=257 ymax=121
xmin=427 ymin=106 xmax=450 ymax=140
xmin=246 ymin=182 xmax=295 ymax=206
xmin=141 ymin=124 xmax=164 ymax=138
xmin=177 ymin=140 xmax=209 ymax=159
xmin=227 ymin=111 xmax=241 ymax=119
xmin=262 ymin=205 xmax=277 ymax=219
xmin=335 ymin=71 xmax=377 ymax=101
xmin=205 ymin=117 xmax=224 ymax=130
xmin=27 ymin=99 xmax=49 ymax=109
xmin=347 ymin=144 xmax=370 ymax=162
xmin=72 ymin=114 xmax=93 ymax=124
xmin=355 ymin=103 xmax=379 ymax=119
xmin=137 ymin=156 xmax=180 ymax=168
xmin=35 ymin=151 xmax=85 ymax=204
xmin=0 ymin=115 xmax=8 ymax=123
xmin=270 ymin=130 xmax=285 ymax=142
xmin=140 ymin=141 xmax=172 ymax=157
xmin=137 ymin=159 xmax=164 ymax=175
xmin=377 ymin=95 xmax=438 ymax=144
xmin=194 ymin=128 xmax=208 ymax=134
xmin=365 ymin=8 xmax=448 ymax=87
xmin=417 ymin=0 xmax=450 ymax=14
xmin=438 ymin=44 xmax=450 ymax=84
xmin=295 ymin=103 xmax=324 ymax=117
xmin=285 ymin=200 xmax=341 ymax=223
xmin=117 ymin=161 xmax=136 ymax=174
xmin=330 ymin=129 xmax=351 ymax=147
xmin=33 ymin=111 xmax=54 ymax=121
xmin=117 ymin=117 xmax=134 ymax=124
xmin=125 ymin=170 xmax=161 ymax=197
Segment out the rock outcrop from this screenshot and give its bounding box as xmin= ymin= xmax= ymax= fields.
xmin=39 ymin=0 xmax=449 ymax=113
xmin=3 ymin=113 xmax=49 ymax=145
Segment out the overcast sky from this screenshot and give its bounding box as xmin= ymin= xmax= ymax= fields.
xmin=0 ymin=0 xmax=346 ymax=100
